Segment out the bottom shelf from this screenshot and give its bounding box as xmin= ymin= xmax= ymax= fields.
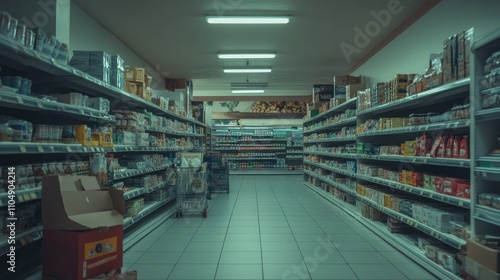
xmin=305 ymin=182 xmax=462 ymax=280
xmin=124 ymin=195 xmax=177 ymax=229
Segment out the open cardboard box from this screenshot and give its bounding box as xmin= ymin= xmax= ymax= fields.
xmin=42 ymin=175 xmax=126 ymax=231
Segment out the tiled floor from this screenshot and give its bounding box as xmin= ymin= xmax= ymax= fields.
xmin=124 ymin=175 xmax=438 ymax=280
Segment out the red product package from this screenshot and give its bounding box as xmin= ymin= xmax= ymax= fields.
xmin=452 ymin=135 xmax=461 ymax=158
xmin=430 ymin=135 xmax=442 ymax=158
xmin=412 ymin=172 xmax=424 ymax=188
xmin=421 ymin=133 xmax=433 ymax=157
xmin=415 ymin=136 xmax=421 ymax=157
xmin=445 ymin=135 xmax=454 ymax=158
xmin=441 ymin=178 xmax=459 ymax=196
xmin=459 ymin=135 xmax=469 ymax=159
xmin=436 ymin=135 xmax=448 ymax=158
xmin=456 ymin=181 xmax=470 ymax=198
xmin=434 ymin=177 xmax=445 ymax=193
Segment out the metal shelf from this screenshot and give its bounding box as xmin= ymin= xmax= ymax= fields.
xmin=0 ymin=142 xmax=197 ymax=155
xmin=304 ymin=151 xmax=357 ymax=159
xmin=306 ymin=183 xmax=462 ymax=280
xmin=356 ymin=174 xmax=470 ymax=209
xmin=0 ymin=34 xmax=205 ymax=128
xmin=304 ymin=136 xmax=357 ymax=144
xmin=0 ymin=188 xmax=42 ymax=207
xmin=476 ymin=107 xmax=500 ymax=122
xmin=357 ymin=120 xmax=470 ymax=137
xmin=213 ymin=147 xmax=286 ymax=151
xmin=114 ymin=165 xmax=170 ymax=180
xmin=227 ymin=157 xmax=277 ymax=161
xmin=0 ymin=225 xmax=43 ymax=256
xmin=303 ymin=171 xmax=357 ymax=196
xmin=0 ymin=90 xmax=116 ymax=123
xmin=357 ymin=196 xmax=466 ymax=250
xmin=123 ymin=182 xmax=169 ymax=200
xmin=303 ymin=160 xmax=357 ymax=178
xmin=357 ymin=78 xmax=470 ymax=116
xmin=357 ymin=154 xmax=470 ymax=168
xmin=145 ymin=127 xmax=204 ymax=138
xmin=475 ymin=205 xmax=500 ymax=226
xmin=304 ymin=99 xmax=357 ymax=125
xmin=123 ymin=195 xmax=177 ymax=229
xmin=475 ymin=167 xmax=500 ymax=181
xmin=304 ymin=117 xmax=357 ymax=134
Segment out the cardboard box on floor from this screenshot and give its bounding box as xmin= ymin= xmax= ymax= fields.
xmin=467 ymin=239 xmax=500 ymax=273
xmin=465 ymin=257 xmax=500 ymax=280
xmin=42 ymin=175 xmax=126 ymax=280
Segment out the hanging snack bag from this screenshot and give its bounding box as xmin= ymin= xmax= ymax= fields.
xmin=445 ymin=135 xmax=454 ymax=158
xmin=430 ymin=134 xmax=442 ymax=158
xmin=459 ymin=135 xmax=469 ymax=159
xmin=452 ymin=136 xmax=461 ymax=158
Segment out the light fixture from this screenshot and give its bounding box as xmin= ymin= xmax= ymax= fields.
xmin=224 ymin=68 xmax=272 ymax=73
xmin=231 ymin=83 xmax=268 ymax=88
xmin=218 ymin=53 xmax=276 ymax=59
xmin=206 ymin=16 xmax=290 ymax=24
xmin=232 ymin=89 xmax=265 ymax=94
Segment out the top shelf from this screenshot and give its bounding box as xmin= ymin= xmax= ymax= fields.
xmin=357 ymin=78 xmax=470 ymax=117
xmin=0 ymin=35 xmax=205 ymax=128
xmin=303 ymin=99 xmax=357 ymax=125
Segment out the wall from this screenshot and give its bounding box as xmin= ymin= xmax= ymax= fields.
xmin=0 ymin=0 xmax=57 ymax=36
xmin=352 ymin=0 xmax=500 ymax=84
xmin=69 ymin=2 xmax=165 ymax=89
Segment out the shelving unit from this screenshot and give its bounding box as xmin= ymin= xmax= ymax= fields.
xmin=471 ymin=29 xmax=500 ymax=237
xmin=303 ymin=58 xmax=473 ymax=278
xmin=0 ymin=33 xmax=206 ymax=259
xmin=211 ymin=126 xmax=302 ymax=175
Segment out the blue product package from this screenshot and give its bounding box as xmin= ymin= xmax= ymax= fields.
xmin=111 ymin=55 xmax=124 ymax=71
xmin=89 ymin=51 xmax=111 ymax=68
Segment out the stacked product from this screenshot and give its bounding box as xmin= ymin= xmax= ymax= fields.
xmin=304 ymin=126 xmax=356 ymax=141
xmin=1 ymin=75 xmax=32 ymax=95
xmin=124 ymin=67 xmax=153 ymax=101
xmin=480 ymin=50 xmax=500 ymax=109
xmin=333 ymin=75 xmax=364 ymax=105
xmin=110 ymin=55 xmax=125 ymax=90
xmin=70 ymin=51 xmax=112 ymax=83
xmin=357 ymin=201 xmax=387 ymax=222
xmin=418 ymin=237 xmax=464 ymax=274
xmin=304 ymin=109 xmax=356 ymax=131
xmin=0 ymin=11 xmax=69 ymax=61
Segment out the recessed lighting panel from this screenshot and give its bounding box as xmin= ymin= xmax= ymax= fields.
xmin=206 ymin=16 xmax=290 ymax=24
xmin=232 ymin=89 xmax=265 ymax=94
xmin=224 ymin=68 xmax=272 ymax=73
xmin=218 ymin=54 xmax=276 ymax=59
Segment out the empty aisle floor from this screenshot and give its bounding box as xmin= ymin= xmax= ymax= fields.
xmin=124 ymin=175 xmax=438 ymax=280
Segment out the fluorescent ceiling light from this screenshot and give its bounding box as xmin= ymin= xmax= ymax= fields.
xmin=206 ymin=16 xmax=289 ymax=24
xmin=224 ymin=68 xmax=272 ymax=73
xmin=218 ymin=54 xmax=276 ymax=59
xmin=231 ymin=83 xmax=268 ymax=88
xmin=232 ymin=89 xmax=265 ymax=94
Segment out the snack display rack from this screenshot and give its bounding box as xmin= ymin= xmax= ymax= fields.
xmin=0 ymin=30 xmax=206 ymax=262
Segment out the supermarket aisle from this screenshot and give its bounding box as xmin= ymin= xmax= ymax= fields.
xmin=123 ymin=175 xmax=437 ymax=280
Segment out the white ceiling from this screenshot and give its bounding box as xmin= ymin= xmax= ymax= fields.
xmin=73 ymin=0 xmax=431 ymax=98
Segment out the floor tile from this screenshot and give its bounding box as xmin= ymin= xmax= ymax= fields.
xmin=216 ymin=264 xmax=263 ymax=280
xmin=261 ymin=241 xmax=300 ymax=252
xmin=259 ymin=215 xmax=287 ymax=221
xmin=394 ymin=263 xmax=438 ymax=280
xmin=262 ymin=251 xmax=304 ymax=264
xmin=191 ymin=233 xmax=226 ymax=242
xmin=297 ymin=241 xmax=336 ymax=253
xmin=293 ymin=234 xmax=329 ymax=242
xmin=328 ymin=234 xmax=365 ymax=242
xmin=261 ymin=233 xmax=296 ymax=242
xmin=299 ymin=250 xmax=346 ymax=264
xmin=291 ymin=227 xmax=324 ymax=234
xmin=368 ymin=241 xmax=398 ymax=252
xmin=136 ymin=251 xmax=182 ymax=264
xmin=225 ymin=233 xmax=260 ymax=242
xmin=129 ymin=264 xmax=174 ymax=279
xmin=350 ymin=264 xmax=408 ymax=279
xmin=220 ymin=251 xmax=262 ymax=264
xmin=158 ymin=233 xmax=194 ymax=242
xmin=335 ymin=241 xmax=376 ymax=252
xmin=306 ymin=264 xmax=357 ymax=279
xmin=168 ymin=264 xmax=217 ymax=279
xmin=167 ymin=227 xmax=198 ymax=234
xmin=341 ymin=252 xmax=391 ymax=264
xmin=260 ymin=226 xmax=292 ymax=234
xmin=227 ymin=226 xmax=260 ymax=234
xmin=185 ymin=241 xmax=224 ymax=252
xmin=196 ymin=227 xmax=228 ymax=234
xmin=264 ymin=264 xmax=311 ymax=280
xmin=229 ymin=220 xmax=260 ymax=227
xmin=149 ymin=241 xmax=190 ymax=252
xmin=177 ymin=251 xmax=221 ymax=264
xmin=286 ymin=215 xmax=315 ymax=221
xmin=230 ymin=215 xmax=259 ymax=221
xmin=223 ymin=241 xmax=261 ymax=252
xmin=123 ymin=251 xmax=144 ymax=264
xmin=260 ymin=220 xmax=289 ymax=227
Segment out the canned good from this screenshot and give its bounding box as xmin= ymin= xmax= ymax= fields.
xmin=15 ymin=23 xmax=26 ymax=44
xmin=0 ymin=12 xmax=11 ymax=35
xmin=24 ymin=29 xmax=35 ymax=49
xmin=7 ymin=17 xmax=17 ymax=40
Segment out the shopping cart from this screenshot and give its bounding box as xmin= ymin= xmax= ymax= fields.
xmin=208 ymin=152 xmax=229 ymax=193
xmin=176 ymin=167 xmax=208 ymax=218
